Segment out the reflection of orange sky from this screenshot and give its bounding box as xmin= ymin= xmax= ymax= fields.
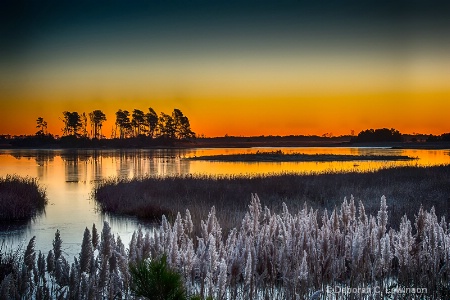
xmin=2 ymin=148 xmax=450 ymax=181
xmin=187 ymin=148 xmax=450 ymax=175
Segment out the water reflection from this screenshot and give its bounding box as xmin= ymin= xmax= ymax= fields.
xmin=1 ymin=147 xmax=450 ymax=259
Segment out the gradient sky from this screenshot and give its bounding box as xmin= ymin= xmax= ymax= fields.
xmin=1 ymin=0 xmax=449 ymax=137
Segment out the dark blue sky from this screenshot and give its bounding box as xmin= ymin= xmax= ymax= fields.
xmin=2 ymin=0 xmax=449 ymax=60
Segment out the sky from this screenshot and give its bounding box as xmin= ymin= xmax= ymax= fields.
xmin=1 ymin=0 xmax=449 ymax=137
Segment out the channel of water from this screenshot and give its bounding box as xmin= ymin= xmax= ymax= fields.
xmin=1 ymin=147 xmax=449 ymax=258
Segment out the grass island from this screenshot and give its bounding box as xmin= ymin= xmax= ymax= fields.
xmin=187 ymin=150 xmax=416 ymax=162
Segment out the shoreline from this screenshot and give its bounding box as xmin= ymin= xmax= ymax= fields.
xmin=1 ymin=140 xmax=450 ymax=150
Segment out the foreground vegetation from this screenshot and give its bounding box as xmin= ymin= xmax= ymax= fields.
xmin=94 ymin=165 xmax=450 ymax=231
xmin=188 ymin=150 xmax=415 ymax=162
xmin=1 ymin=195 xmax=449 ymax=299
xmin=0 ymin=175 xmax=47 ymax=222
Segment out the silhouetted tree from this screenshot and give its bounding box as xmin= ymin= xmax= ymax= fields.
xmin=89 ymin=110 xmax=107 ymax=139
xmin=427 ymin=133 xmax=450 ymax=142
xmin=145 ymin=108 xmax=159 ymax=138
xmin=158 ymin=113 xmax=176 ymax=139
xmin=172 ymin=108 xmax=195 ymax=139
xmin=131 ymin=109 xmax=146 ymax=137
xmin=62 ymin=111 xmax=82 ymax=137
xmin=36 ymin=117 xmax=48 ymax=136
xmin=81 ymin=112 xmax=88 ymax=138
xmin=352 ymin=128 xmax=403 ymax=143
xmin=115 ymin=109 xmax=131 ymax=139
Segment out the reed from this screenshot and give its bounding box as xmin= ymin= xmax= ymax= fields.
xmin=0 ymin=175 xmax=47 ymax=222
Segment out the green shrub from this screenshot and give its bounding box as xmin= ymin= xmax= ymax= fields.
xmin=130 ymin=254 xmax=186 ymax=300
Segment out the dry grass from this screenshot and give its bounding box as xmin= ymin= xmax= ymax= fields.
xmin=0 ymin=175 xmax=47 ymax=222
xmin=93 ymin=165 xmax=450 ymax=232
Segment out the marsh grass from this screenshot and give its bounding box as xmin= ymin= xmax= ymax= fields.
xmin=0 ymin=175 xmax=47 ymax=222
xmin=188 ymin=150 xmax=416 ymax=162
xmin=93 ymin=165 xmax=450 ymax=232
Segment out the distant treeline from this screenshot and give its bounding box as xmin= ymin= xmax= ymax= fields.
xmin=2 ymin=118 xmax=450 ymax=148
xmin=350 ymin=128 xmax=403 ymax=143
xmin=5 ymin=135 xmax=191 ymax=148
xmin=350 ymin=128 xmax=450 ymax=143
xmin=427 ymin=133 xmax=450 ymax=142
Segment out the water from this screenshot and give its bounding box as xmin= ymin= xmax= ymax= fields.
xmin=1 ymin=147 xmax=449 ymax=258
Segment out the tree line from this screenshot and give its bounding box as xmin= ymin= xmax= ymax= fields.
xmin=350 ymin=128 xmax=403 ymax=143
xmin=36 ymin=108 xmax=195 ymax=140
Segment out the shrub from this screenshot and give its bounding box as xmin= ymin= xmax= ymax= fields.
xmin=130 ymin=254 xmax=186 ymax=300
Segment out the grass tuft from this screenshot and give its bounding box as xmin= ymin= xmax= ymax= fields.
xmin=0 ymin=175 xmax=47 ymax=222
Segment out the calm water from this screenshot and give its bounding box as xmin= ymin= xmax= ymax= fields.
xmin=1 ymin=147 xmax=449 ymax=258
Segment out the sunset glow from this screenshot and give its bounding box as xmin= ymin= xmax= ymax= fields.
xmin=1 ymin=1 xmax=449 ymax=137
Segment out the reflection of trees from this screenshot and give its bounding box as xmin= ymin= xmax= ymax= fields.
xmin=115 ymin=150 xmax=132 ymax=179
xmin=90 ymin=150 xmax=103 ymax=182
xmin=34 ymin=151 xmax=55 ymax=166
xmin=132 ymin=150 xmax=145 ymax=177
xmin=153 ymin=149 xmax=191 ymax=176
xmin=35 ymin=151 xmax=55 ymax=179
xmin=7 ymin=150 xmax=56 ymax=180
xmin=110 ymin=149 xmax=191 ymax=179
xmin=61 ymin=151 xmax=89 ymax=183
xmin=180 ymin=157 xmax=190 ymax=175
xmin=6 ymin=149 xmax=194 ymax=182
xmin=115 ymin=150 xmax=155 ymax=178
xmin=10 ymin=150 xmax=57 ymax=162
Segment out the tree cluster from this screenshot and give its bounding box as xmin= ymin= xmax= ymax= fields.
xmin=35 ymin=108 xmax=194 ymax=140
xmin=351 ymin=128 xmax=403 ymax=143
xmin=114 ymin=108 xmax=194 ymax=140
xmin=427 ymin=133 xmax=450 ymax=143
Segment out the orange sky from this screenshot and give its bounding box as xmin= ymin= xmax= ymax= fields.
xmin=1 ymin=91 xmax=449 ymax=138
xmin=1 ymin=52 xmax=449 ymax=137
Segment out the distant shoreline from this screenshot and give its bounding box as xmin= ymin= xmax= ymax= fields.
xmin=1 ymin=136 xmax=450 ymax=150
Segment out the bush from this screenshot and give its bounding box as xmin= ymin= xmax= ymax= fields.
xmin=130 ymin=255 xmax=186 ymax=300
